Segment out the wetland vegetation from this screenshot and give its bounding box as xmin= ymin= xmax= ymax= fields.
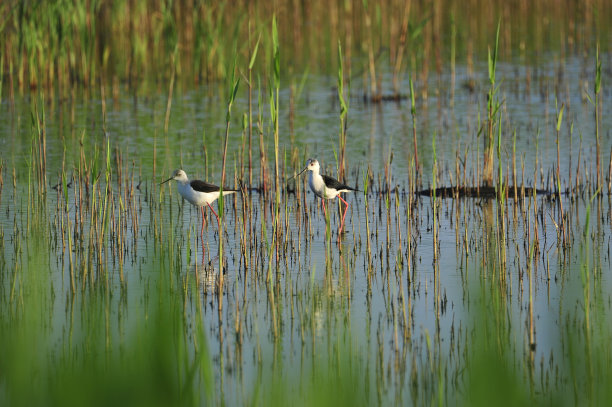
xmin=1 ymin=0 xmax=612 ymax=405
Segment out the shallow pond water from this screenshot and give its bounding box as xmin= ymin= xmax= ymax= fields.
xmin=1 ymin=52 xmax=611 ymax=405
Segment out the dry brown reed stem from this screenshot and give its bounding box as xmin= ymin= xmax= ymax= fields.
xmin=31 ymin=101 xmax=48 ymax=198
xmin=100 ymin=81 xmax=107 ymax=134
xmin=258 ymin=117 xmax=268 ymax=194
xmin=1 ymin=0 xmax=610 ymax=97
xmin=608 ymin=148 xmax=612 ymax=195
xmin=164 ymin=52 xmax=176 ymax=134
xmin=248 ymin=81 xmax=254 ymax=186
xmin=594 ymin=44 xmax=602 ymax=192
xmin=575 ymin=136 xmax=582 ymax=192
xmin=363 ymin=2 xmax=378 ymax=100
xmin=392 ymin=0 xmax=412 ymax=96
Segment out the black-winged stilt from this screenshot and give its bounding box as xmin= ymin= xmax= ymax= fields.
xmin=292 ymin=158 xmax=356 ymax=239
xmin=160 ymin=169 xmax=239 ymax=235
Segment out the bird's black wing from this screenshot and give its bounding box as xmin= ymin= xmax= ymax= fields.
xmin=322 ymin=174 xmax=356 ymax=191
xmin=190 ymin=180 xmax=220 ymax=193
xmin=190 ymin=180 xmax=240 ymax=193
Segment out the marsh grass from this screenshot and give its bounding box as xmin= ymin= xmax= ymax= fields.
xmin=1 ymin=0 xmax=610 ymax=96
xmin=1 ymin=2 xmax=612 ymax=405
xmin=483 ymin=20 xmax=501 ymax=187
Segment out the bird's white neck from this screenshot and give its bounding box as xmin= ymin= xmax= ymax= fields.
xmin=308 ymin=170 xmax=327 ymax=198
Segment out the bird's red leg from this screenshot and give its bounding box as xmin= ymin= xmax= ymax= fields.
xmin=200 ymin=206 xmax=206 ymax=262
xmin=338 ymin=195 xmax=349 ymax=236
xmin=200 ymin=206 xmax=205 ymax=237
xmin=207 ymin=202 xmax=221 ymax=230
xmin=321 ymin=198 xmax=327 ymax=218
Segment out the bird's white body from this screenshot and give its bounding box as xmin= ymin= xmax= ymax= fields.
xmin=308 ymin=168 xmax=330 ymax=199
xmin=161 ymin=169 xmax=239 ymax=233
xmin=305 ymin=159 xmax=352 ymax=199
xmin=166 ymin=170 xmax=237 ymax=208
xmin=177 ymin=177 xmax=235 ymax=207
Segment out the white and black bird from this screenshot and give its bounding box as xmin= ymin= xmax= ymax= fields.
xmin=292 ymin=158 xmax=356 ymax=237
xmin=160 ymin=169 xmax=239 ymax=235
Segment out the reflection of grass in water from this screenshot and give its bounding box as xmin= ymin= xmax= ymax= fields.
xmin=3 ymin=195 xmax=612 ymax=406
xmin=0 ymin=235 xmax=214 ymax=407
xmin=255 ymin=342 xmax=371 ymax=407
xmin=461 ymin=193 xmax=612 ymax=407
xmin=464 ymin=327 xmax=531 ymax=406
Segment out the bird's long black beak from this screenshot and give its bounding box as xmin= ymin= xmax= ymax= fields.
xmin=286 ymin=166 xmax=307 ymax=182
xmin=160 ymin=177 xmax=173 ymax=186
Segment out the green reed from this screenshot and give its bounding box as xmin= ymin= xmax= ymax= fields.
xmin=555 ymin=101 xmax=567 ymax=245
xmin=247 ymin=32 xmax=261 ymax=185
xmin=409 ymin=76 xmax=419 ymax=179
xmin=593 ymin=44 xmax=602 ymax=191
xmin=483 ymin=20 xmax=501 ymax=187
xmin=431 ymin=131 xmax=440 ymax=321
xmin=219 ymin=53 xmax=240 ymax=285
xmin=0 ymin=53 xmax=3 ymax=102
xmin=337 ymin=40 xmax=348 ymax=180
xmin=271 ymin=15 xmax=280 ymax=199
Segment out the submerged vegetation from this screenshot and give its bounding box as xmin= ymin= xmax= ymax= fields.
xmin=1 ymin=0 xmax=612 ymax=406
